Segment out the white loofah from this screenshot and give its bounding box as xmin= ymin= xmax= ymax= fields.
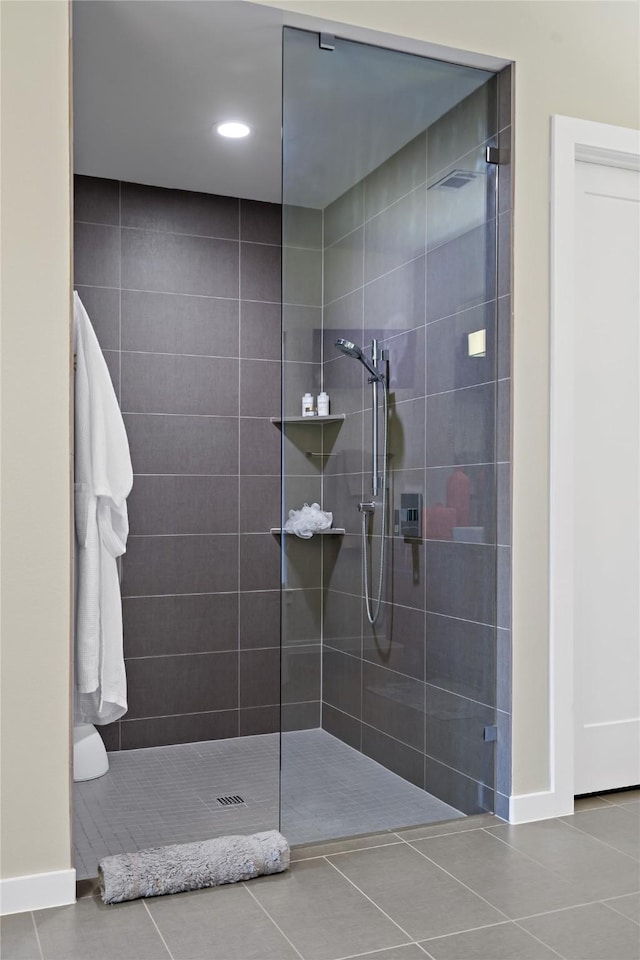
xmin=284 ymin=502 xmax=333 ymax=538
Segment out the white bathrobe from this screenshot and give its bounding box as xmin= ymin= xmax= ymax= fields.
xmin=74 ymin=292 xmax=133 ymax=725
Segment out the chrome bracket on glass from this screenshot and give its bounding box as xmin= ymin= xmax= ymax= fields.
xmin=319 ymin=33 xmax=335 ymax=51
xmin=486 ymin=146 xmax=509 ymax=165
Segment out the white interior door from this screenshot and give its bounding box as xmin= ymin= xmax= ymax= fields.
xmin=573 ymin=159 xmax=640 ymax=795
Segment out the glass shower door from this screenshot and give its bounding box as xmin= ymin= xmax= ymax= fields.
xmin=280 ymin=25 xmax=501 ymax=845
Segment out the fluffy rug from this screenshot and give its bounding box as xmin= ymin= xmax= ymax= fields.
xmin=98 ymin=830 xmax=290 ymax=904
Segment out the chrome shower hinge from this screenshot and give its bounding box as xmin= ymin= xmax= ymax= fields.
xmin=486 ymin=146 xmax=510 ymax=165
xmin=319 ymin=33 xmax=335 ymax=50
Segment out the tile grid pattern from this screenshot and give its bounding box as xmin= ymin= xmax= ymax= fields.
xmin=73 ymin=177 xmax=322 ymax=749
xmin=6 ymin=791 xmax=638 ymax=960
xmin=73 ymin=729 xmax=461 ymax=881
xmin=317 ymin=71 xmax=513 ymax=814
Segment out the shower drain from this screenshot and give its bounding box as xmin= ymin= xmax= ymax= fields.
xmin=216 ymin=795 xmax=245 ymax=806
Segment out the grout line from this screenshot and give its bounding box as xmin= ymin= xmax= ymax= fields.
xmin=510 ymin=920 xmax=566 ymax=959
xmin=241 ymin=882 xmax=305 ymax=960
xmin=128 ymin=531 xmax=276 ymax=538
xmin=141 ymin=899 xmax=176 ymax=960
xmin=121 ymin=350 xmax=276 ymax=363
xmin=77 ymin=218 xmax=288 ymax=248
xmin=404 ymin=839 xmax=512 ymax=924
xmin=590 ymin=794 xmax=622 ymax=807
xmin=326 ymin=180 xmax=427 ymax=249
xmin=549 ymin=815 xmax=640 ymax=864
xmin=122 ymin=588 xmax=284 ymax=599
xmin=326 ymin=296 xmax=501 ymax=354
xmin=325 ymin=595 xmax=499 ymax=630
xmin=124 ymin=644 xmax=305 ymax=661
xmin=390 ymin=823 xmax=493 ymax=844
xmin=487 ymin=814 xmax=640 ymax=867
xmin=325 ymin=460 xmax=500 ymax=472
xmin=293 ymin=839 xmax=405 ymax=862
xmin=127 ymin=532 xmax=240 ymax=538
xmin=324 ymin=856 xmax=419 ymax=945
xmin=74 ymin=280 xmax=306 ymax=310
xmin=601 ymin=896 xmax=640 ymax=926
xmin=323 ymin=253 xmax=423 ymax=309
xmin=324 ymin=215 xmax=497 ymax=311
xmin=477 ymin=824 xmax=592 ymax=878
xmin=122 ymin=411 xmax=275 ymax=420
xmin=333 ymin=941 xmax=418 ymax=960
xmin=116 ymin=706 xmax=241 ymax=721
xmin=132 ymin=473 xmax=272 ymax=478
xmin=30 ymin=911 xmax=45 ymax=960
xmin=324 ymin=131 xmax=499 ymax=252
xmin=512 ymin=895 xmax=640 ymax=924
xmin=412 ymin=918 xmax=514 ymax=946
xmin=324 ymin=642 xmax=499 ymax=714
xmin=421 ymin=680 xmax=498 ymax=713
xmin=426 ymin=379 xmax=497 ymax=400
xmin=416 ymin=945 xmax=436 ymax=958
xmin=119 ymin=348 xmax=252 ymax=361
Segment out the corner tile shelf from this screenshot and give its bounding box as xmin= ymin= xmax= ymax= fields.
xmin=271 ymin=415 xmax=345 ymax=536
xmin=270 ymin=415 xmax=346 ymax=425
xmin=270 ymin=527 xmax=345 ymax=536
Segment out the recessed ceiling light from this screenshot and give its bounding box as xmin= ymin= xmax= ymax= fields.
xmin=215 ymin=121 xmax=251 ymax=139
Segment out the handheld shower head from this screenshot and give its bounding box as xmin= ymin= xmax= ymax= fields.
xmin=335 ymin=338 xmax=383 ymax=382
xmin=335 ymin=338 xmax=362 ymax=360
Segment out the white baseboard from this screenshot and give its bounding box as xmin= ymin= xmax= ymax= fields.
xmin=509 ymin=789 xmax=574 ymax=824
xmin=0 ymin=869 xmax=76 ymax=915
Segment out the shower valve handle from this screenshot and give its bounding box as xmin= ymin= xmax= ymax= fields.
xmin=358 ymin=501 xmax=376 ymax=515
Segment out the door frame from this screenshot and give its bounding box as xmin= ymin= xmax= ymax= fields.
xmin=547 ymin=115 xmax=640 ymax=820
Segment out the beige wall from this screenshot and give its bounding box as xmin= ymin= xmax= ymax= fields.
xmin=0 ymin=0 xmax=72 ymax=879
xmin=258 ymin=0 xmax=640 ymax=795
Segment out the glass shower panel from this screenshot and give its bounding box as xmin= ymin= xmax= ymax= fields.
xmin=281 ymin=26 xmax=499 ymax=846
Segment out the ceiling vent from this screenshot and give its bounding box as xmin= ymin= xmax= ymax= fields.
xmin=431 ymin=170 xmax=480 ymax=190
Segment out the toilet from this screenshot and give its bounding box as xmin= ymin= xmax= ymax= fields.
xmin=73 ymin=723 xmax=109 ymax=781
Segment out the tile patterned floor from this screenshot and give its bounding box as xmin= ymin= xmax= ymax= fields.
xmin=3 ymin=790 xmax=639 ymax=960
xmin=73 ymin=729 xmax=462 ymax=880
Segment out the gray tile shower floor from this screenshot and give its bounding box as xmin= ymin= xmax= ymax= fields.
xmin=73 ymin=729 xmax=462 ymax=881
xmin=4 ymin=791 xmax=639 ymax=960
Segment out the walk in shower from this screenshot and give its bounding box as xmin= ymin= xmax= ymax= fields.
xmin=72 ymin=2 xmax=511 ymax=880
xmin=279 ymin=26 xmax=510 ymax=842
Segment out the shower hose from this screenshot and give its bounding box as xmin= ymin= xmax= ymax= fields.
xmin=362 ymin=380 xmax=389 ymax=625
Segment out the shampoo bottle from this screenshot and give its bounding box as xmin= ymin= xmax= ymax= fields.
xmin=317 ymin=392 xmax=330 ymax=417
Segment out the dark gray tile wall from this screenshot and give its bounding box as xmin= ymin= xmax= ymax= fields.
xmin=74 ymin=175 xmax=293 ymax=749
xmin=317 ymin=70 xmax=513 ymax=815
